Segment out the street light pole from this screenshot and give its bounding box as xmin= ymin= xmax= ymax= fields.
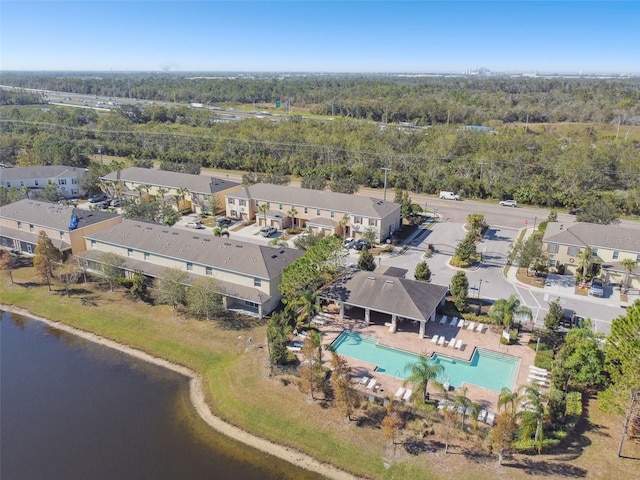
xmin=97 ymin=145 xmax=103 ymax=164
xmin=477 ymin=279 xmax=483 ymax=314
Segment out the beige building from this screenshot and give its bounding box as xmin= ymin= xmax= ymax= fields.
xmin=0 ymin=165 xmax=87 ymax=199
xmin=0 ymin=199 xmax=122 ymax=255
xmin=225 ymin=184 xmax=402 ymax=243
xmin=543 ymin=222 xmax=640 ymax=289
xmin=77 ymin=220 xmax=304 ymax=317
xmin=101 ymin=167 xmax=240 ymax=214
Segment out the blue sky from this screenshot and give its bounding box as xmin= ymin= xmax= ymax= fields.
xmin=1 ymin=1 xmax=638 ymax=73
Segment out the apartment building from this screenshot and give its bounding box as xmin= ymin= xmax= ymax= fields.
xmin=0 ymin=165 xmax=86 ymax=199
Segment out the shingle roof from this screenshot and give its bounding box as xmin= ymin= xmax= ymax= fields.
xmin=231 ymin=184 xmax=401 ymax=218
xmin=0 ymin=227 xmax=70 ymax=250
xmin=84 ymin=220 xmax=304 ymax=279
xmin=543 ymin=222 xmax=640 ymax=253
xmin=0 ymin=165 xmax=86 ymax=182
xmin=0 ymin=199 xmax=118 ymax=231
xmin=319 ymin=270 xmax=447 ymax=322
xmin=102 ymin=167 xmax=239 ymax=194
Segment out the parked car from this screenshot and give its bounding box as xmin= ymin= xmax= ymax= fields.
xmin=568 ymin=208 xmax=582 ymax=215
xmin=354 ymin=239 xmax=371 ymax=251
xmin=343 ymin=237 xmax=356 ymax=249
xmin=88 ymin=194 xmax=107 ymax=203
xmin=499 ymin=199 xmax=518 ymax=207
xmin=109 ymin=198 xmax=122 ymax=207
xmin=439 ymin=191 xmax=460 ymax=201
xmin=260 ymin=226 xmax=277 ymax=237
xmin=95 ymin=200 xmax=111 ymax=209
xmin=589 ymin=278 xmax=605 ymax=297
xmin=561 ymin=309 xmax=577 ymax=328
xmin=185 ymin=220 xmax=203 ymax=229
xmin=216 ymin=217 xmax=232 ymax=227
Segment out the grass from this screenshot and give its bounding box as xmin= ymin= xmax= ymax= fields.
xmin=3 ymin=266 xmax=639 ymax=479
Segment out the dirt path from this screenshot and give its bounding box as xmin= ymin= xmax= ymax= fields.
xmin=2 ymin=305 xmax=360 ymax=480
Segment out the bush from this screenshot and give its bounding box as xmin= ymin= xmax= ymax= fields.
xmin=535 ymin=349 xmax=554 ymax=370
xmin=565 ymin=391 xmax=582 ymax=417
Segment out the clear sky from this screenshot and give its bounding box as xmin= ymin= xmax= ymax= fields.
xmin=1 ymin=1 xmax=638 ymax=73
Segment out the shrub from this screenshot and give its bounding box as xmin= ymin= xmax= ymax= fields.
xmin=565 ymin=391 xmax=582 ymax=417
xmin=535 ymin=349 xmax=554 ymax=370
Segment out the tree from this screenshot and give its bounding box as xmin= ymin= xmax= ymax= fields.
xmin=358 ymin=246 xmax=376 ymax=271
xmin=100 ymin=252 xmax=126 ymax=292
xmin=301 ymin=174 xmax=327 ymax=191
xmin=509 ymin=232 xmax=548 ymax=277
xmin=299 ymin=334 xmax=324 ymax=401
xmin=576 ymin=246 xmax=595 ymax=283
xmin=329 ymin=177 xmax=358 ymax=194
xmin=155 ymin=268 xmax=188 ymax=310
xmin=518 ymin=385 xmax=548 ymax=454
xmin=381 ymin=397 xmax=404 ymax=446
xmin=287 ymin=206 xmax=298 ymax=229
xmin=492 ymin=411 xmax=516 ymax=466
xmin=553 ymin=321 xmax=606 ymax=391
xmin=130 ymin=270 xmax=148 ymax=300
xmin=213 ymin=226 xmax=229 ymax=238
xmin=489 ymin=294 xmax=532 ymax=329
xmin=330 ymin=352 xmax=359 ymax=421
xmin=543 ymin=298 xmax=563 ymax=335
xmin=32 ymin=183 xmax=61 ymax=202
xmin=577 ymin=199 xmax=620 ymax=225
xmin=206 ymin=192 xmax=220 ymax=216
xmin=454 ymin=232 xmax=477 ymax=264
xmin=266 ymin=312 xmax=291 ymax=365
xmin=621 ymin=258 xmax=638 ymax=293
xmin=450 ymin=271 xmax=469 ymax=313
xmin=33 ymin=231 xmax=62 ymax=290
xmin=403 ymin=355 xmax=444 ymax=403
xmin=258 ymin=202 xmax=269 ymax=226
xmin=414 ymin=260 xmax=431 ymax=282
xmin=467 ymin=213 xmax=486 ymax=238
xmin=338 ymin=214 xmax=350 ymax=239
xmin=186 ymin=277 xmax=224 ymax=320
xmin=57 ymin=260 xmax=80 ymax=297
xmin=156 ymin=187 xmax=168 ymax=208
xmin=289 ymin=289 xmax=318 ymax=329
xmin=453 ymin=386 xmax=479 ymax=432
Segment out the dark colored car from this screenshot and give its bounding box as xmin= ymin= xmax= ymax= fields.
xmin=568 ymin=208 xmax=582 ymax=215
xmin=354 ymin=239 xmax=371 ymax=251
xmin=88 ymin=194 xmax=108 ymax=203
xmin=216 ymin=217 xmax=233 ymax=227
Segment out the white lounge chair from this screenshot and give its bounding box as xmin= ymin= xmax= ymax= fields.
xmin=437 ymin=336 xmax=445 ymax=346
xmin=437 ymin=400 xmax=449 ymax=410
xmin=449 ymin=317 xmax=458 ymax=327
xmin=477 ymin=409 xmax=488 ymax=422
xmin=440 ymin=315 xmax=448 ymax=325
xmin=366 ymin=378 xmax=377 ymax=389
xmin=485 ymin=411 xmax=495 ymax=425
xmin=447 ymin=337 xmax=456 ymax=348
xmin=402 ymin=389 xmax=413 ymax=401
xmin=457 ymin=318 xmax=465 ymax=328
xmin=454 ymin=339 xmax=463 ymax=350
xmin=529 ymin=366 xmax=549 ymax=375
xmin=359 ymin=376 xmax=370 ymax=385
xmin=431 ymin=335 xmax=439 ymax=344
xmin=466 ymin=321 xmax=476 ymax=331
xmin=394 ymin=387 xmax=406 ymax=399
xmin=475 ymin=323 xmax=484 ymax=333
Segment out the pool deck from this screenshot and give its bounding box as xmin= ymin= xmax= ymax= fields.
xmin=307 ymin=310 xmax=538 ymax=412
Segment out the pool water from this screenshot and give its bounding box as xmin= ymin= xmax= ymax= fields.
xmin=331 ymin=331 xmax=519 ymax=392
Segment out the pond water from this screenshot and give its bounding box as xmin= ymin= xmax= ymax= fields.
xmin=0 ymin=311 xmax=325 ymax=480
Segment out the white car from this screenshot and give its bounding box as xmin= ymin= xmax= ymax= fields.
xmin=343 ymin=237 xmax=355 ymax=249
xmin=185 ymin=221 xmax=203 ymax=229
xmin=260 ymin=226 xmax=277 ymax=237
xmin=499 ymin=200 xmax=518 ymax=207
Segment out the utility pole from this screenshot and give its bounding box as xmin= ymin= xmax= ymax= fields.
xmin=97 ymin=145 xmax=103 ymax=164
xmin=381 ymin=167 xmax=391 ymax=201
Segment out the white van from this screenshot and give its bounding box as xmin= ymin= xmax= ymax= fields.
xmin=439 ymin=191 xmax=460 ymax=201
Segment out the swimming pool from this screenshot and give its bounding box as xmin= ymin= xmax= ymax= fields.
xmin=331 ymin=331 xmax=520 ymax=392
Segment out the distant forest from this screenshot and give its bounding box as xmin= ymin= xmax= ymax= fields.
xmin=1 ymin=73 xmax=639 ymax=215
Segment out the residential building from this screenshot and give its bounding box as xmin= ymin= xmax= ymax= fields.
xmin=226 ymin=184 xmax=402 ymax=243
xmin=318 ymin=269 xmax=448 ymax=337
xmin=543 ymin=222 xmax=640 ymax=289
xmin=0 ymin=165 xmax=86 ymax=199
xmin=101 ymin=167 xmax=240 ymax=214
xmin=0 ymin=199 xmax=121 ymax=255
xmin=76 ymin=220 xmax=304 ymax=317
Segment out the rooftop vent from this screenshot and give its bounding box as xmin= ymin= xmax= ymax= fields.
xmin=172 ymin=232 xmax=179 ymax=235
xmin=162 ymin=230 xmax=169 ymax=233
xmin=192 ymin=236 xmax=200 ymax=240
xmin=385 ymin=280 xmax=394 ymax=284
xmin=367 ymin=276 xmax=375 ymax=280
xmin=236 ymin=244 xmax=243 ymax=248
xmin=271 ymin=254 xmax=278 ymax=258
xmin=203 ymin=238 xmax=210 ymax=242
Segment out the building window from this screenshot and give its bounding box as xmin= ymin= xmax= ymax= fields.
xmin=636 ymin=254 xmax=640 ymax=262
xmin=592 ymin=248 xmax=598 ymax=256
xmin=20 ymin=181 xmax=24 ymax=187
xmin=613 ymin=251 xmax=620 ymax=260
xmin=90 ymin=240 xmax=96 ymax=248
xmin=547 ymin=243 xmax=559 ymax=254
xmin=278 ymin=204 xmax=283 ymax=210
xmin=58 ymin=179 xmax=67 ymax=185
xmin=72 ymin=178 xmax=78 ymax=184
xmin=206 ymin=266 xmax=213 ymax=276
xmin=353 ymin=216 xmax=362 ymax=224
xmin=29 ymin=224 xmax=34 ymax=232
xmin=48 ymin=179 xmax=52 ymax=184
xmin=186 ymin=262 xmax=193 ymax=271
xmin=17 ymin=221 xmax=21 ymax=229
xmin=549 ymin=259 xmax=557 ymax=268
xmin=304 ymin=207 xmax=308 ymax=214
xmin=227 ymin=198 xmax=235 ymax=204
xmin=254 ymin=278 xmax=262 ymax=287
xmin=144 ymin=252 xmax=150 ymax=261
xmin=330 ymin=211 xmax=335 ymax=219
xmin=239 ymin=199 xmax=247 ymax=207
xmin=568 ymin=246 xmax=579 ymax=256
xmin=316 ymin=208 xmax=320 ymax=216
xmin=127 ymin=248 xmax=133 ymax=257
xmin=59 ymin=231 xmax=64 ymax=239
xmin=34 ymin=180 xmax=39 ymax=186
xmin=6 ymin=182 xmax=10 ymax=187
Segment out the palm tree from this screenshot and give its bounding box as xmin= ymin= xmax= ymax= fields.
xmin=156 ymin=187 xmax=168 ymax=207
xmin=621 ymin=258 xmax=638 ymax=293
xmin=258 ymin=202 xmax=269 ymax=226
xmin=403 ymin=355 xmax=444 ymax=403
xmin=339 ymin=214 xmax=350 ymax=239
xmin=453 ymin=386 xmax=479 ymax=431
xmin=287 ymin=206 xmax=298 ymax=229
xmin=497 ymin=386 xmax=520 ymax=418
xmin=576 ymin=246 xmax=594 ymax=284
xmin=133 ymin=184 xmax=145 ymax=199
xmin=177 ymin=187 xmax=189 ymax=211
xmin=489 ymin=294 xmax=532 ymax=330
xmin=292 ymin=290 xmax=318 ymax=328
xmin=518 ymin=385 xmax=548 ymax=454
xmin=213 ymin=226 xmax=229 ymax=238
